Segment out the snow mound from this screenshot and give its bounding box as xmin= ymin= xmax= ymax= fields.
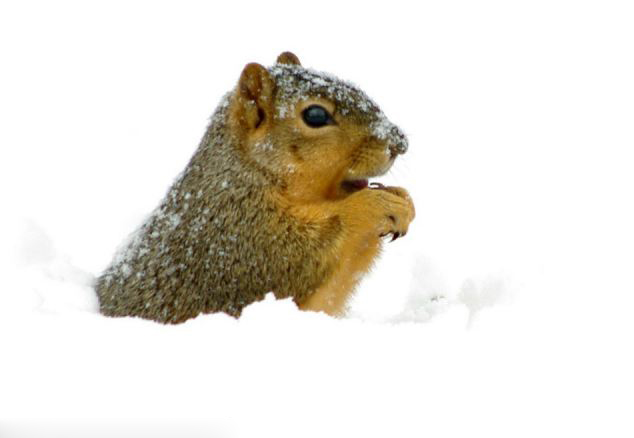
xmin=1 ymin=220 xmax=97 ymax=318
xmin=8 ymin=226 xmax=502 ymax=328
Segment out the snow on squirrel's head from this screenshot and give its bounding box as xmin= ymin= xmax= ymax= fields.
xmin=228 ymin=51 xmax=408 ymax=202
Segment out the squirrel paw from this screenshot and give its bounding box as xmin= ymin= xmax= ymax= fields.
xmin=347 ymin=185 xmax=415 ymax=241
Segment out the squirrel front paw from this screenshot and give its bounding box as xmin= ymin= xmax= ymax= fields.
xmin=344 ymin=185 xmax=415 ymax=241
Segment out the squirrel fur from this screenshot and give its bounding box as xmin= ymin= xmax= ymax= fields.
xmin=95 ymin=52 xmax=415 ymax=324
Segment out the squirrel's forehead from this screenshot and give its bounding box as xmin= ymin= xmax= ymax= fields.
xmin=268 ymin=65 xmax=381 ymax=116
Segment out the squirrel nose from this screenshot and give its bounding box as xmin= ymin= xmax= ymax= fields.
xmin=371 ymin=119 xmax=409 ymax=157
xmin=389 ymin=140 xmax=408 ymax=157
xmin=388 ymin=126 xmax=408 ymax=157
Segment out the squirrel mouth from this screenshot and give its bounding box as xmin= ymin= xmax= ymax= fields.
xmin=341 ymin=179 xmax=369 ymax=193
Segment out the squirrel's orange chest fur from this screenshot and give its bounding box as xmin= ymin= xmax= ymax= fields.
xmin=95 ymin=51 xmax=414 ymax=323
xmin=297 ymin=213 xmax=383 ymax=315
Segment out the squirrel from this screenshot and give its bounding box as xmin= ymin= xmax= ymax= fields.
xmin=95 ymin=51 xmax=415 ymax=324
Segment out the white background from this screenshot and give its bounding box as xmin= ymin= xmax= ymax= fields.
xmin=1 ymin=1 xmax=633 ymax=437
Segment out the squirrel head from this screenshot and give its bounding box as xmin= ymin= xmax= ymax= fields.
xmin=228 ymin=52 xmax=408 ymax=202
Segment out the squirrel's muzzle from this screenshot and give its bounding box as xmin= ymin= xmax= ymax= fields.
xmin=371 ymin=118 xmax=408 ymax=158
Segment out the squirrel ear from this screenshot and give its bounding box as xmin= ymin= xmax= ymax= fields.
xmin=233 ymin=62 xmax=275 ymax=133
xmin=276 ymin=52 xmax=301 ymax=66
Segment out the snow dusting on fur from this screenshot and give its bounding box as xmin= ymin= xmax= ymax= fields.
xmin=269 ymin=64 xmax=408 ymax=154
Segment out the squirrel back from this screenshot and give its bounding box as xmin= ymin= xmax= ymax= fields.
xmin=96 ymin=52 xmax=414 ymax=323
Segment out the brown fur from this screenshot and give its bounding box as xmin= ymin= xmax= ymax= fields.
xmin=95 ymin=52 xmax=415 ymax=323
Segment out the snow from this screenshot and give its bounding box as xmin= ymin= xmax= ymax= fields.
xmin=1 ymin=1 xmax=634 ymax=437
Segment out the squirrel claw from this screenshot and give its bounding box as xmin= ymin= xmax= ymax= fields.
xmin=369 ymin=182 xmax=386 ymax=189
xmin=390 ymin=232 xmax=400 ymax=242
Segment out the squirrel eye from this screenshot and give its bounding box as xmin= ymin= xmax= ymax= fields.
xmin=302 ymin=105 xmax=333 ymax=128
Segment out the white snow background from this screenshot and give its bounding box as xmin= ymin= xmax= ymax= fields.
xmin=1 ymin=1 xmax=633 ymax=437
